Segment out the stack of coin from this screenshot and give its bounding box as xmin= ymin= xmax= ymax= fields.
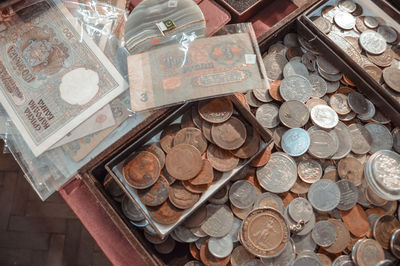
xmin=310 ymin=0 xmax=400 ymax=103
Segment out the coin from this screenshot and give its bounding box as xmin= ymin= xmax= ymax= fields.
xmin=279 ymin=75 xmax=313 ymax=103
xmin=246 ymin=91 xmax=263 ymax=108
xmin=334 ymin=11 xmax=356 ymax=30
xmin=336 ymin=179 xmax=359 ymax=210
xmin=123 ymin=151 xmax=161 ymax=189
xmin=367 ymin=48 xmax=393 ymax=68
xmin=283 ymin=61 xmax=309 ymax=78
xmin=279 ymin=100 xmax=309 ymax=128
xmin=312 ymin=16 xmax=332 ymax=34
xmin=160 ymin=124 xmax=182 ymax=153
xmin=378 ymin=25 xmax=398 ymax=43
xmin=292 ymin=233 xmax=316 ymax=254
xmin=290 ymin=178 xmax=311 ymax=195
xmin=308 ymin=74 xmax=328 ymax=98
xmin=337 ymin=157 xmax=363 ymax=186
xmin=137 ymin=175 xmax=169 ymax=207
xmin=144 ymin=143 xmax=166 ymax=169
xmin=364 ymin=16 xmax=379 ymax=29
xmin=393 ymin=128 xmax=400 ymax=153
xmin=198 ymin=97 xmax=233 ymax=123
xmin=358 ymin=99 xmax=376 ymax=121
xmin=166 ymin=144 xmax=203 ymax=180
xmin=318 ymin=67 xmax=343 ymax=82
xmin=360 ymin=31 xmax=387 ymax=55
xmin=189 ymin=159 xmax=214 ymax=186
xmin=211 ymin=117 xmax=247 ymax=150
xmin=324 ymin=219 xmax=350 ymax=253
xmin=297 ymin=159 xmax=322 ymax=184
xmin=288 ymin=197 xmax=313 ymax=223
xmin=263 ymin=53 xmax=288 ymax=80
xmin=306 ymin=98 xmax=328 ymax=111
xmin=322 ymin=5 xmax=340 ymax=23
xmin=201 ymin=204 xmax=234 ymax=238
xmin=229 ymin=180 xmax=257 ymax=209
xmin=121 ymin=195 xmax=145 ymax=222
xmin=169 ymin=183 xmax=200 ymax=209
xmin=257 ymin=152 xmax=297 ymax=193
xmin=183 ymin=207 xmax=207 ymax=229
xmin=200 ymin=240 xmax=231 ymax=265
xmin=291 ymin=255 xmax=321 ymax=266
xmin=231 ymin=245 xmax=255 ymax=266
xmin=312 ymin=220 xmax=337 ymax=247
xmin=268 ymin=43 xmax=287 ymax=56
xmin=207 ymin=144 xmax=239 ymax=172
xmin=261 ymin=239 xmax=296 ymax=266
xmin=317 ymin=56 xmax=340 ymax=75
xmin=383 ymin=68 xmax=400 ymax=92
xmin=284 ymin=32 xmax=299 ymax=47
xmin=174 ymin=225 xmax=199 ymax=243
xmin=331 ymin=122 xmax=352 ymax=160
xmin=317 ymin=253 xmax=332 ymax=266
xmin=174 ymin=127 xmax=208 ymax=154
xmin=254 ymin=85 xmax=274 ymax=103
xmin=281 ymin=128 xmax=310 ymax=157
xmin=309 ymin=130 xmax=338 ymax=159
xmin=231 ymin=126 xmax=260 ymax=159
xmin=269 ymin=80 xmax=283 ymax=101
xmin=241 ymin=208 xmax=289 ymax=258
xmin=329 ymin=93 xmax=351 ymax=115
xmin=390 ymin=229 xmax=400 ymax=259
xmin=347 ymin=92 xmax=369 ymax=116
xmin=364 ymin=122 xmax=393 ymax=153
xmin=181 ymin=110 xmax=196 ymax=129
xmin=256 ymin=103 xmax=280 ymax=128
xmin=311 ymin=105 xmax=339 ymax=129
xmin=373 ymin=215 xmax=400 ymax=249
xmin=338 ymin=0 xmax=356 ymax=12
xmin=254 ymin=192 xmax=285 ymax=213
xmin=208 ymin=234 xmax=233 ymax=259
xmin=340 ymin=204 xmax=370 ymax=237
xmin=308 ymin=179 xmax=341 ymax=212
xmin=154 ymin=236 xmax=176 ymax=254
xmin=148 ymin=200 xmax=184 ymax=225
xmin=349 ymin=123 xmax=372 ymax=154
xmin=356 ymin=239 xmax=385 ymax=266
xmin=332 ymin=255 xmax=354 ymax=266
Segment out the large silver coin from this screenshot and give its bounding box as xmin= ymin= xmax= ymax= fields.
xmin=364 ymin=122 xmax=393 ymax=154
xmin=331 ymin=121 xmax=353 ymax=160
xmin=359 ymin=31 xmax=387 ymax=55
xmin=308 ymin=74 xmax=328 ymax=98
xmin=288 ymin=197 xmax=313 ymax=223
xmin=336 ymin=179 xmax=359 ymax=211
xmin=326 ymin=80 xmax=341 ymax=93
xmin=281 ymin=128 xmax=311 ymax=157
xmin=334 ymin=11 xmax=356 ymax=30
xmin=229 ymin=180 xmax=257 ymax=209
xmin=308 ymin=179 xmax=341 ymax=212
xmin=283 ymin=61 xmax=309 ymax=78
xmin=280 ymin=75 xmax=313 ymax=103
xmin=208 ymin=234 xmax=233 ymax=258
xmin=312 ymin=220 xmax=337 ymax=247
xmin=256 ymin=152 xmax=297 ymax=193
xmin=377 ymin=25 xmax=398 ymax=43
xmin=311 ymin=105 xmax=339 ymax=129
xmin=349 ymin=123 xmax=372 ymax=154
xmin=263 ymin=53 xmax=288 ymax=80
xmin=256 ymin=103 xmax=280 ymax=128
xmin=279 ymin=100 xmax=310 ymax=128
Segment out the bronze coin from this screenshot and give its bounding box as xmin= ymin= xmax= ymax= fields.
xmin=144 ymin=143 xmax=166 ymax=169
xmin=355 ymin=16 xmax=368 ymax=33
xmin=182 ymin=180 xmax=210 ymax=194
xmin=189 ymin=159 xmax=214 ymax=185
xmin=269 ymin=80 xmax=283 ymax=101
xmin=324 ymin=219 xmax=350 ymax=254
xmin=162 ymin=167 xmax=176 ymax=185
xmin=148 ymin=200 xmax=184 ymax=225
xmin=160 ymin=123 xmax=181 ymax=153
xmin=249 ymin=145 xmax=272 ymax=167
xmin=198 ymin=97 xmax=233 ymax=124
xmin=174 ymin=127 xmax=208 ymax=154
xmin=337 ymin=86 xmax=355 ymax=94
xmin=337 ymin=157 xmax=363 ymax=186
xmin=191 ymin=105 xmax=203 ymax=128
xmin=123 ymin=151 xmax=161 ymax=189
xmin=207 ymin=144 xmax=239 ymax=172
xmin=169 ymin=183 xmax=200 ymax=209
xmin=231 ymin=124 xmax=260 ymax=159
xmin=211 ymin=117 xmax=247 ymax=150
xmin=367 ymin=47 xmax=394 ymax=67
xmin=234 ymin=93 xmax=247 ymax=105
xmin=373 ymin=215 xmax=400 ymax=249
xmin=137 ymin=175 xmax=169 ymax=207
xmin=183 ymin=207 xmax=208 ymax=229
xmin=181 ymin=109 xmax=196 ymax=129
xmin=165 ymin=144 xmax=203 ymax=180
xmin=340 ymin=204 xmax=370 ymax=237
xmin=200 ymin=240 xmax=231 ymax=266
xmin=189 ymin=243 xmax=201 ymax=260
xmin=201 ymin=120 xmax=214 ymax=144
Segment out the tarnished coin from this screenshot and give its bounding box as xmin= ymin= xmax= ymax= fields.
xmin=312 ymin=220 xmax=337 ymax=247
xmin=340 ymin=204 xmax=370 ymax=237
xmin=189 ymin=159 xmax=214 ymax=186
xmin=349 ymin=123 xmax=372 ymax=154
xmin=344 ymin=36 xmax=362 ymax=54
xmin=288 ymin=197 xmax=313 ymax=223
xmin=183 ymin=207 xmax=207 ymax=229
xmin=201 ymin=204 xmax=234 ymax=238
xmin=254 ymin=192 xmax=285 ymax=213
xmin=383 ymin=68 xmax=400 ymax=92
xmin=334 ymin=11 xmax=356 ymax=30
xmin=336 ymin=179 xmax=358 ymax=210
xmin=298 ymin=159 xmax=322 ymax=184
xmin=367 ymin=48 xmax=393 ymax=68
xmin=338 ymin=157 xmax=363 ymax=186
xmin=373 ymin=215 xmax=400 ymax=249
xmin=229 ymin=180 xmax=257 ymax=209
xmin=290 ymin=178 xmax=311 ymax=195
xmin=246 ymin=91 xmax=263 ymax=108
xmin=324 ymin=219 xmax=350 ymax=254
xmin=317 ymin=253 xmax=332 ymax=266
xmin=138 ymin=175 xmax=169 ymax=207
xmin=166 ymin=144 xmax=203 ymax=180
xmin=306 ymin=98 xmax=328 ymax=111
xmin=347 ymin=92 xmax=369 ymax=115
xmin=250 ymin=145 xmax=272 ymax=167
xmin=261 ymin=239 xmax=296 ymax=266
xmin=338 ymin=0 xmax=356 ymax=13
xmin=309 ymin=130 xmax=338 ymax=159
xmin=269 ymin=80 xmax=283 ymax=101
xmin=355 ymin=16 xmax=369 ymax=33
xmin=364 ymin=122 xmax=393 ymax=153
xmin=356 ymin=239 xmax=385 ymax=266
xmin=312 ymin=16 xmax=332 ymax=34
xmin=292 ymin=233 xmax=316 ymax=254
xmin=390 ymin=229 xmax=400 ymax=259
xmin=174 ymin=127 xmax=208 ymax=154
xmin=358 ymin=99 xmax=376 ymax=121
xmin=279 ymin=100 xmax=309 ymax=128
xmin=308 ymin=179 xmax=341 ymax=212
xmin=148 ymin=200 xmax=184 ymax=225
xmin=241 ymin=208 xmax=289 ymax=258
xmin=378 ymin=25 xmax=398 ymax=43
xmin=311 ymin=105 xmax=339 ymax=129
xmin=284 ymin=32 xmax=299 ymax=47
xmin=329 ymin=93 xmax=351 ymax=115
xmin=308 ymin=74 xmax=328 ymax=98
xmin=232 ymin=125 xmax=260 ymax=159
xmin=211 ymin=117 xmax=247 ymax=150
xmin=256 ymin=152 xmax=297 ymax=193
xmin=207 ymin=144 xmax=239 ymax=172
xmin=169 ymin=183 xmax=200 ymax=209
xmin=372 ymin=110 xmax=391 ymax=124
xmin=121 ymin=195 xmax=145 ymax=222
xmin=279 ymin=75 xmax=313 ymax=103
xmin=160 ymin=124 xmax=184 ymax=153
xmin=144 ymin=143 xmax=166 ymax=169
xmin=198 ymin=97 xmax=233 ymax=123
xmin=364 ymin=16 xmax=379 ymax=29
xmin=174 ymin=225 xmax=199 ymax=243
xmin=352 ymin=2 xmax=363 ymax=16
xmin=231 ymin=246 xmax=255 ymax=266
xmin=360 ymin=31 xmax=387 ymax=55
xmin=208 ymin=234 xmax=233 ymax=259
xmin=256 ymin=103 xmax=280 ymax=128
xmin=123 ymin=151 xmax=161 ymax=189
xmin=268 ymin=42 xmax=288 ymax=56
xmin=281 ymin=128 xmax=310 ymax=157
xmin=263 ymin=53 xmax=288 ymax=80
xmin=283 ymin=61 xmax=309 ymax=78
xmin=331 ymin=122 xmax=352 ymax=160
xmin=317 ymin=56 xmax=340 ymax=75
xmin=254 ymin=86 xmax=274 ymax=103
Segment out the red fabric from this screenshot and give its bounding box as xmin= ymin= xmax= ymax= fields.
xmin=59 ymin=179 xmax=148 ymax=266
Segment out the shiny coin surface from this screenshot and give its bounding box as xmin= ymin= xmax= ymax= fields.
xmin=169 ymin=183 xmax=200 ymax=209
xmin=338 ymin=0 xmax=356 ymax=12
xmin=174 ymin=127 xmax=208 ymax=154
xmin=373 ymin=215 xmax=400 ymax=249
xmin=288 ymin=197 xmax=313 ymax=223
xmin=337 ymin=157 xmax=363 ymax=186
xmin=246 ymin=91 xmax=263 ymax=108
xmin=166 ymin=144 xmax=203 ymax=180
xmin=336 ymin=179 xmax=359 ymax=210
xmin=359 ymin=31 xmax=387 ymax=55
xmin=201 ymin=204 xmax=233 ymax=238
xmin=309 ymin=130 xmax=338 ymax=159
xmin=298 ymin=159 xmax=322 ymax=184
xmin=256 ymin=103 xmax=280 ymax=128
xmin=138 ymin=175 xmax=169 ymax=207
xmin=123 ymin=151 xmax=161 ymax=189
xmin=347 ymin=92 xmax=369 ymax=115
xmin=383 ymin=68 xmax=400 ymax=93
xmin=334 ymin=11 xmax=356 ymax=30
xmin=364 ymin=16 xmax=379 ymax=29
xmin=364 ymin=122 xmax=393 ymax=153
xmin=229 ymin=180 xmax=257 ymax=209
xmin=349 ymin=124 xmax=372 ymax=154
xmin=211 ymin=117 xmax=247 ymax=150
xmin=279 ymin=75 xmax=313 ymax=103
xmin=208 ymin=234 xmax=233 ymax=258
xmin=329 ymin=93 xmax=351 ymax=115
xmin=311 ymin=105 xmax=339 ymax=129
xmin=207 ymin=144 xmax=239 ymax=172
xmin=377 ymin=25 xmax=398 ymax=43
xmin=356 ymin=239 xmax=385 ymax=266
xmin=283 ymin=61 xmax=309 ymax=78
xmin=331 ymin=122 xmax=352 ymax=160
xmin=198 ymin=97 xmax=233 ymax=123
xmin=122 ymin=195 xmax=145 ymax=222
xmin=279 ymin=100 xmax=309 ymax=128
xmin=308 ymin=179 xmax=341 ymax=212
xmin=312 ymin=220 xmax=337 ymax=247
xmin=281 ymin=128 xmax=311 ymax=157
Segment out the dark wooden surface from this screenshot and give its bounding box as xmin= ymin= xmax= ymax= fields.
xmin=0 ymin=151 xmax=112 ymax=266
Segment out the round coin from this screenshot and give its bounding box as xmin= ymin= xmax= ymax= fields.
xmin=253 ymin=86 xmax=274 ymax=103
xmin=348 ymin=123 xmax=372 ymax=154
xmin=338 ymin=157 xmax=363 ymax=186
xmin=340 ymin=204 xmax=370 ymax=237
xmin=308 ymin=130 xmax=338 ymax=159
xmin=317 ymin=56 xmax=340 ymax=75
xmin=208 ymin=234 xmax=233 ymax=259
xmin=250 ymin=145 xmax=272 ymax=167
xmin=336 ymin=179 xmax=359 ymax=210
xmin=144 ymin=143 xmax=166 ymax=169
xmin=201 ymin=204 xmax=234 ymax=238
xmin=169 ymin=183 xmax=200 ymax=209
xmin=200 ymin=240 xmax=231 ymax=265
xmin=324 ymin=219 xmax=351 ymax=254
xmin=331 ymin=121 xmax=353 ymax=160
xmin=356 ymin=239 xmax=385 ymax=266
xmin=231 ymin=125 xmax=260 ymax=159
xmin=174 ymin=127 xmax=208 ymax=154
xmin=308 ymin=179 xmax=341 ymax=212
xmin=160 ymin=124 xmax=184 ymax=153
xmin=383 ymin=68 xmax=400 ymax=92
xmin=288 ymin=197 xmax=313 ymax=223
xmin=373 ymin=215 xmax=400 ymax=249
xmin=360 ymin=31 xmax=387 ymax=55
xmin=256 ymin=103 xmax=280 ymax=128
xmin=123 ymin=151 xmax=161 ymax=189
xmin=121 ymin=195 xmax=145 ymax=222
xmin=347 ymin=92 xmax=369 ymax=115
xmin=207 ymin=144 xmax=239 ymax=172
xmin=338 ymin=0 xmax=357 ymax=12
xmin=311 ymin=220 xmax=337 ymax=247
xmin=329 ymin=93 xmax=351 ymax=115
xmin=269 ymin=80 xmax=283 ymax=101
xmin=281 ymin=128 xmax=310 ymax=157
xmin=263 ymin=53 xmax=288 ymax=80
xmin=308 ymin=74 xmax=328 ymax=98
xmin=358 ymin=99 xmax=376 ymax=121
xmin=364 ymin=122 xmax=393 ymax=153
xmin=229 ymin=180 xmax=257 ymax=209
xmin=283 ymin=61 xmax=309 ymax=78
xmin=311 ymin=105 xmax=339 ymax=129
xmin=298 ymin=159 xmax=323 ymax=184
xmin=377 ymin=25 xmax=398 ymax=43
xmin=261 ymin=239 xmax=296 ymax=266
xmin=279 ymin=100 xmax=310 ymax=128
xmin=312 ymin=16 xmax=332 ymax=34
xmin=279 ymin=75 xmax=313 ymax=103
xmin=148 ymin=200 xmax=184 ymax=225
xmin=254 ymin=192 xmax=285 ymax=214
xmin=211 ymin=117 xmax=247 ymax=150
xmin=364 ymin=16 xmax=379 ymax=29
xmin=198 ymin=97 xmax=233 ymax=123
xmin=367 ymin=47 xmax=393 ymax=68
xmin=334 ymin=11 xmax=356 ymax=30
xmin=189 ymin=159 xmax=214 ymax=186
xmin=166 ymin=144 xmax=203 ymax=180
xmin=138 ymin=175 xmax=169 ymax=207
xmin=231 ymin=246 xmax=255 ymax=266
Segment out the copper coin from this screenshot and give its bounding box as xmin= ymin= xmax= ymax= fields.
xmin=231 ymin=124 xmax=260 ymax=159
xmin=174 ymin=127 xmax=208 ymax=154
xmin=286 ymin=47 xmax=303 ymax=60
xmin=123 ymin=151 xmax=161 ymax=189
xmin=165 ymin=144 xmax=203 ymax=180
xmin=200 ymin=240 xmax=231 ymax=266
xmin=189 ymin=159 xmax=214 ymax=185
xmin=211 ymin=117 xmax=247 ymax=150
xmin=169 ymin=183 xmax=200 ymax=209
xmin=181 ymin=109 xmax=196 ymax=129
xmin=137 ymin=175 xmax=169 ymax=207
xmin=340 ymin=204 xmax=370 ymax=237
xmin=373 ymin=215 xmax=400 ymax=249
xmin=160 ymin=123 xmax=181 ymax=153
xmin=337 ymin=157 xmax=363 ymax=186
xmin=269 ymin=80 xmax=283 ymax=101
xmin=324 ymin=219 xmax=350 ymax=254
xmin=250 ymin=145 xmax=272 ymax=167
xmin=191 ymin=105 xmax=203 ymax=128
xmin=367 ymin=47 xmax=394 ymax=67
xmin=355 ymin=16 xmax=368 ymax=33
xmin=190 ymin=243 xmax=201 ymax=260
xmin=323 ymin=169 xmax=339 ymax=182
xmin=207 ymin=144 xmax=239 ymax=172
xmin=198 ymin=97 xmax=233 ymax=124
xmin=234 ymin=93 xmax=247 ymax=105
xmin=144 ymin=143 xmax=166 ymax=169
xmin=148 ymin=200 xmax=184 ymax=225
xmin=182 ymin=180 xmax=210 ymax=194
xmin=201 ymin=120 xmax=214 ymax=143
xmin=184 ymin=207 xmax=208 ymax=229
xmin=279 ymin=100 xmax=310 ymax=128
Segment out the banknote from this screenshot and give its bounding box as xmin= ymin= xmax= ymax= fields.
xmin=128 ymin=32 xmax=265 ymax=111
xmin=0 ymin=0 xmax=127 ymax=156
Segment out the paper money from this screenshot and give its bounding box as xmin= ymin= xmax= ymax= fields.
xmin=128 ymin=32 xmax=265 ymax=111
xmin=0 ymin=0 xmax=127 ymax=156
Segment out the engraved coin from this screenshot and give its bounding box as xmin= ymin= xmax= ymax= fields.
xmin=365 ymin=122 xmax=393 ymax=153
xmin=229 ymin=180 xmax=257 ymax=209
xmin=311 ymin=105 xmax=339 ymax=129
xmin=312 ymin=16 xmax=332 ymax=34
xmin=256 ymin=103 xmax=280 ymax=128
xmin=336 ymin=179 xmax=358 ymax=210
xmin=281 ymin=128 xmax=310 ymax=157
xmin=254 ymin=86 xmax=274 ymax=103
xmin=160 ymin=124 xmax=183 ymax=153
xmin=358 ymin=99 xmax=376 ymax=121
xmin=378 ymin=25 xmax=398 ymax=43
xmin=211 ymin=117 xmax=247 ymax=150
xmin=169 ymin=183 xmax=200 ymax=209
xmin=373 ymin=215 xmax=400 ymax=249
xmin=355 ymin=16 xmax=368 ymax=33
xmin=208 ymin=234 xmax=233 ymax=259
xmin=121 ymin=195 xmax=145 ymax=222
xmin=201 ymin=204 xmax=233 ymax=238
xmin=334 ymin=11 xmax=356 ymax=30
xmin=232 ymin=125 xmax=260 ymax=159
xmin=349 ymin=123 xmax=372 ymax=154
xmin=174 ymin=127 xmax=208 ymax=154
xmin=200 ymin=240 xmax=231 ymax=266
xmin=357 ymin=239 xmax=385 ymax=266
xmin=138 ymin=175 xmax=169 ymax=207
xmin=338 ymin=0 xmax=357 ymax=13
xmin=308 ymin=179 xmax=341 ymax=212
xmin=123 ymin=151 xmax=161 ymax=189
xmin=148 ymin=200 xmax=184 ymax=225
xmin=166 ymin=144 xmax=203 ymax=180
xmin=254 ymin=192 xmax=285 ymax=214
xmin=198 ymin=97 xmax=233 ymax=123
xmin=311 ymin=220 xmax=337 ymax=247
xmin=331 ymin=121 xmax=352 ymax=160
xmin=364 ymin=16 xmax=379 ymax=29
xmin=298 ymin=159 xmax=323 ymax=184
xmin=383 ymin=68 xmax=400 ymax=93
xmin=207 ymin=144 xmax=239 ymax=172
xmin=318 ymin=67 xmax=343 ymax=82
xmin=344 ymin=36 xmax=362 ymax=53
xmin=347 ymin=92 xmax=369 ymax=115
xmin=390 ymin=229 xmax=400 ymax=259
xmin=309 ymin=130 xmax=338 ymax=159
xmin=261 ymin=239 xmax=296 ymax=266
xmin=360 ymin=31 xmax=387 ymax=55
xmin=279 ymin=75 xmax=313 ymax=103
xmin=256 ymin=152 xmax=297 ymax=193
xmin=332 ymin=255 xmax=354 ymax=266
xmin=329 ymin=93 xmax=351 ymax=115
xmin=283 ymin=61 xmax=309 ymax=78
xmin=338 ymin=157 xmax=363 ymax=186
xmin=263 ymin=53 xmax=288 ymax=80
xmin=288 ymin=197 xmax=313 ymax=223
xmin=308 ymin=74 xmax=328 ymax=98
xmin=279 ymin=100 xmax=309 ymax=128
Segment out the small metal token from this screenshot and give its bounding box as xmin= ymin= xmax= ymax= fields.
xmin=358 ymin=99 xmax=376 ymax=121
xmin=329 ymin=93 xmax=351 ymax=115
xmin=263 ymin=53 xmax=288 ymax=81
xmin=359 ymin=31 xmax=387 ymax=55
xmin=390 ymin=229 xmax=400 ymax=259
xmin=201 ymin=204 xmax=234 ymax=238
xmin=336 ymin=180 xmax=359 ymax=210
xmin=281 ymin=128 xmax=311 ymax=157
xmin=334 ymin=11 xmax=356 ymax=30
xmin=229 ymin=180 xmax=257 ymax=209
xmin=280 ymin=75 xmax=313 ymax=103
xmin=256 ymin=103 xmax=280 ymax=128
xmin=311 ymin=105 xmax=339 ymax=129
xmin=308 ymin=179 xmax=341 ymax=212
xmin=349 ymin=123 xmax=372 ymax=154
xmin=312 ymin=220 xmax=337 ymax=247
xmin=377 ymin=25 xmax=398 ymax=43
xmin=208 ymin=234 xmax=233 ymax=258
xmin=283 ymin=61 xmax=309 ymax=78
xmin=254 ymin=192 xmax=285 ymax=214
xmin=279 ymin=100 xmax=310 ymax=128
xmin=364 ymin=122 xmax=393 ymax=153
xmin=347 ymin=92 xmax=369 ymax=115
xmin=309 ymin=130 xmax=338 ymax=159
xmin=298 ymin=159 xmax=323 ymax=184
xmin=383 ymin=68 xmax=400 ymax=93
xmin=364 ymin=16 xmax=379 ymax=29
xmin=338 ymin=0 xmax=356 ymax=13
xmin=122 ymin=195 xmax=145 ymax=221
xmin=288 ymin=197 xmax=313 ymax=223
xmin=337 ymin=157 xmax=363 ymax=186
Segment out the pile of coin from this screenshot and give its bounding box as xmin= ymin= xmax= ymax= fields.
xmin=310 ymin=0 xmax=400 ymax=102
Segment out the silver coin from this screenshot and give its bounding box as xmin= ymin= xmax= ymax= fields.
xmin=201 ymin=204 xmax=233 ymax=238
xmin=246 ymin=91 xmax=263 ymax=107
xmin=328 ymin=32 xmax=364 ymax=66
xmin=302 ymin=52 xmax=318 ymax=72
xmin=208 ymin=234 xmax=233 ymax=258
xmin=311 ymin=220 xmax=337 ymax=247
xmin=347 ymin=92 xmax=369 ymax=115
xmin=311 ymin=105 xmax=339 ymax=129
xmin=268 ymin=43 xmax=288 ymax=56
xmin=364 ymin=122 xmax=393 ymax=154
xmin=228 ymin=217 xmax=241 ymax=243
xmin=334 ymin=11 xmax=356 ymax=30
xmin=331 ymin=121 xmax=353 ymax=160
xmin=339 ymin=111 xmax=356 ymax=122
xmin=392 ymin=128 xmax=400 ymax=153
xmin=322 ymin=5 xmax=341 ymax=23
xmin=195 ymin=236 xmax=208 ymax=249
xmin=288 ymin=197 xmax=313 ymax=223
xmin=291 ymin=254 xmax=321 ymax=266
xmin=279 ymin=100 xmax=310 ymax=128
xmin=336 ymin=179 xmax=359 ymax=210
xmin=284 ymin=33 xmax=300 ymax=47
xmin=191 ymin=228 xmax=207 ymax=240
xmin=318 ymin=67 xmax=343 ymax=82
xmin=357 ymin=99 xmax=376 ymax=121
xmin=280 ymin=75 xmax=313 ymax=103
xmin=229 ymin=180 xmax=257 ymax=209
xmin=308 ymin=179 xmax=341 ymax=212
xmin=253 ymin=86 xmax=273 ymax=103
xmin=329 ymin=93 xmax=351 ymax=115
xmin=317 ymin=56 xmax=340 ymax=75
xmin=254 ymin=192 xmax=285 ymax=214
xmin=364 ymin=16 xmax=379 ymax=29
xmin=312 ymin=16 xmax=332 ymax=34
xmin=326 ymin=80 xmax=341 ymax=93
xmin=292 ymin=233 xmax=317 ymax=255
xmin=308 ymin=130 xmax=338 ymax=159
xmin=263 ymin=53 xmax=288 ymax=81
xmin=360 ymin=31 xmax=387 ymax=55
xmin=298 ymin=159 xmax=323 ymax=184
xmin=122 ymin=195 xmax=145 ymax=222
xmin=174 ymin=225 xmax=199 ymax=243
xmin=281 ymin=128 xmax=311 ymax=157
xmin=332 ymin=255 xmax=355 ymax=266
xmin=262 ymin=239 xmax=296 ymax=266
xmin=377 ymin=25 xmax=398 ymax=43
xmin=367 ymin=150 xmax=400 ymax=194
xmin=348 ymin=123 xmax=372 ymax=154
xmin=256 ymin=103 xmax=280 ymax=128
xmin=308 ymin=74 xmax=328 ymax=98
xmin=256 ymin=152 xmax=297 ymax=193
xmin=338 ymin=0 xmax=357 ymax=13
xmin=283 ymin=61 xmax=309 ymax=78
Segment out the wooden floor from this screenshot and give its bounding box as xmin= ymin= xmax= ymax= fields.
xmin=0 ymin=151 xmax=112 ymax=266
